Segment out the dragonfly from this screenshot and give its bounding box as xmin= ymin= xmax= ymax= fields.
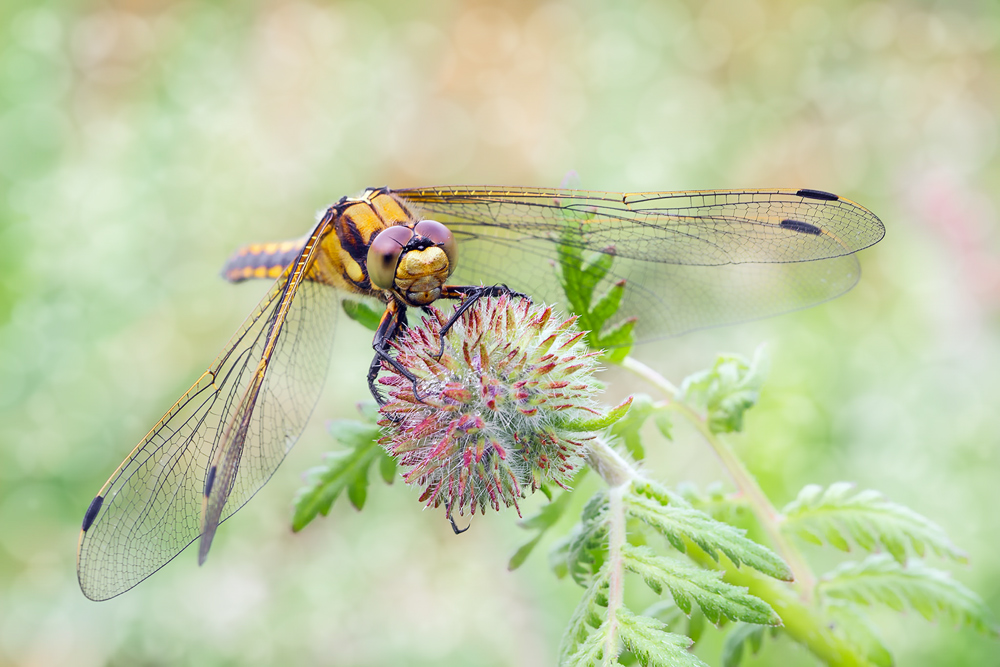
xmin=76 ymin=185 xmax=884 ymax=601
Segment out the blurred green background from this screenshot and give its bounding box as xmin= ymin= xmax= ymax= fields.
xmin=1 ymin=0 xmax=998 ymax=665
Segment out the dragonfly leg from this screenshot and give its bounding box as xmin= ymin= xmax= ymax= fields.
xmin=446 ymin=503 xmax=470 ymax=535
xmin=369 ymin=301 xmax=424 ymax=404
xmin=434 ymin=284 xmax=530 ymax=359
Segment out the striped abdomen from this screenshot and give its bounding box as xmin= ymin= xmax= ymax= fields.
xmin=222 ymin=238 xmax=306 ymax=283
xmin=220 ymin=189 xmax=423 ymax=298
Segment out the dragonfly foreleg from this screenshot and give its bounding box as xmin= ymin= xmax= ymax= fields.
xmin=435 ymin=284 xmax=530 ymax=359
xmin=369 ymin=300 xmax=424 ymax=405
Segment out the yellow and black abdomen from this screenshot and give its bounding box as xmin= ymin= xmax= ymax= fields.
xmin=222 ymin=238 xmax=306 ymax=283
xmin=220 ymin=189 xmax=420 ymax=298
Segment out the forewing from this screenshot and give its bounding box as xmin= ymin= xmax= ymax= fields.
xmin=397 ymin=187 xmax=884 ymax=341
xmin=77 ymin=244 xmax=339 ymax=601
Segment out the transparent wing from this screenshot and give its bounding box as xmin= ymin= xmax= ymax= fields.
xmin=77 ymin=236 xmax=339 ymax=601
xmin=396 ymin=186 xmax=885 ymax=341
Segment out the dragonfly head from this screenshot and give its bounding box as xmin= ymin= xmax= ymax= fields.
xmin=367 ymin=220 xmax=457 ymax=306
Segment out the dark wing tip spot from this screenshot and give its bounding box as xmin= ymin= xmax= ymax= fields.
xmin=796 ymin=188 xmax=839 ymax=201
xmin=82 ymin=495 xmax=104 ymax=531
xmin=204 ymin=466 xmax=217 ymax=498
xmin=780 ymin=218 xmax=823 ymax=235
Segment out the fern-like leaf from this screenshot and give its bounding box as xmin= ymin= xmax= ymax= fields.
xmin=560 ymin=569 xmax=611 ymax=664
xmin=621 ymin=544 xmax=780 ymax=626
xmin=781 ymin=482 xmax=967 ymax=564
xmin=552 ymin=490 xmax=611 ymax=584
xmin=720 ymin=623 xmax=769 ymax=667
xmin=677 ymin=348 xmax=767 ymax=434
xmin=624 ymin=486 xmax=792 ymax=581
xmin=676 ymin=482 xmax=750 ymax=527
xmin=291 ymin=420 xmax=386 ymax=531
xmin=510 ymin=489 xmax=575 ymax=571
xmin=642 ymin=600 xmax=687 ymax=630
xmin=823 ymin=600 xmax=893 ymax=667
xmin=616 ymin=609 xmax=709 ymax=667
xmin=565 ymin=616 xmax=612 ymax=667
xmin=818 ymin=554 xmax=998 ymax=636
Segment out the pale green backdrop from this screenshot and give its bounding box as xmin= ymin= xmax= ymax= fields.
xmin=0 ymin=1 xmax=998 ymax=665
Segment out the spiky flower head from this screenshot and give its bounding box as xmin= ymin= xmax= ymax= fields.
xmin=378 ymin=295 xmax=602 ymax=518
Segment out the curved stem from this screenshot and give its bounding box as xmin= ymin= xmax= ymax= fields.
xmin=684 ymin=542 xmax=871 ymax=667
xmin=585 ymin=437 xmax=634 ymax=665
xmin=618 ymin=356 xmax=816 ymax=597
xmin=582 ymin=404 xmax=866 ymax=665
xmin=603 ymin=484 xmax=627 ymax=665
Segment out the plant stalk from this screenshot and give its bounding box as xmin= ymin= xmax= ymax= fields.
xmin=618 ymin=356 xmax=816 ymax=596
xmin=585 ymin=437 xmax=634 ymax=665
xmin=583 ymin=371 xmax=870 ymax=665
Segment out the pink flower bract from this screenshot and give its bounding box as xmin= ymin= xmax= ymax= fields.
xmin=378 ymin=295 xmax=601 ymax=518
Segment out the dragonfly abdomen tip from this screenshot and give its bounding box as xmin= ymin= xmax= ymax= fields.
xmin=204 ymin=465 xmax=217 ymax=498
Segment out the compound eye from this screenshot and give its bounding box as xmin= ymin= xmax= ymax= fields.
xmin=366 ymin=226 xmax=412 ymax=290
xmin=414 ymin=219 xmax=457 ymax=272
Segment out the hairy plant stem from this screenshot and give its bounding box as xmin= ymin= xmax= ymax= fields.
xmin=618 ymin=355 xmax=816 ymax=597
xmin=585 ymin=438 xmax=635 ymax=665
xmin=603 ymin=484 xmax=626 ymax=665
xmin=584 ymin=358 xmax=872 ymax=666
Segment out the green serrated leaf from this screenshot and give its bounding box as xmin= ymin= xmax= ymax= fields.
xmin=818 ymin=554 xmax=998 ymax=636
xmin=780 ymin=482 xmax=968 ymax=564
xmin=509 ymin=490 xmax=575 ymax=571
xmin=508 ymin=533 xmax=544 ymax=572
xmin=824 ymin=600 xmax=894 ymax=667
xmin=641 ymin=600 xmax=686 ymax=630
xmin=327 ymin=419 xmax=381 ymax=448
xmin=558 ymin=224 xmax=589 ymax=314
xmin=292 ymin=441 xmax=382 ymax=531
xmin=622 ymin=544 xmax=780 ymax=626
xmin=653 ymin=411 xmax=673 ymax=441
xmin=676 ymin=483 xmax=750 ymax=526
xmin=596 ymin=318 xmax=637 ymax=363
xmin=686 ymin=608 xmax=705 ymax=644
xmin=550 ymin=539 xmax=571 ymax=579
xmin=554 ymin=215 xmax=637 ymax=363
xmin=578 ymin=252 xmax=615 ymax=311
xmin=589 ymin=279 xmax=626 ymax=329
xmin=346 ymin=468 xmax=368 ymax=510
xmin=378 ymin=452 xmax=396 ymax=484
xmin=618 ymin=650 xmax=639 ymax=666
xmin=616 ymin=609 xmax=709 ymax=667
xmin=609 ymin=394 xmax=657 ymax=460
xmin=623 ymin=487 xmax=792 ymax=582
xmin=678 ymin=347 xmax=768 ymax=434
xmin=563 ymin=397 xmax=634 ymax=432
xmin=342 ymin=299 xmax=383 ymax=331
xmin=720 ymin=623 xmax=768 ymax=667
xmin=554 ymin=490 xmax=611 ymax=585
xmin=565 ymin=617 xmax=610 ymax=667
xmin=292 ymin=424 xmax=382 ymax=531
xmin=560 ymin=569 xmax=611 ymax=665
xmin=632 ymin=480 xmax=694 ymax=509
xmin=521 ymin=488 xmax=575 ymax=532
xmin=822 ymin=523 xmax=852 ymax=552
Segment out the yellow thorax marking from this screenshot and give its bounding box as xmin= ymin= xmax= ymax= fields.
xmin=343 ymin=255 xmax=365 ymax=283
